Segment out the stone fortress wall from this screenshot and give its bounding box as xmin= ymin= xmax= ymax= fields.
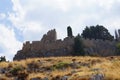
xmin=13 ymin=29 xmax=120 ymax=60
xmin=14 ymin=29 xmax=74 ymax=60
xmin=22 ymin=29 xmax=74 ymax=54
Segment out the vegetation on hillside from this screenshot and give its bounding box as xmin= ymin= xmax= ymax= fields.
xmin=73 ymin=34 xmax=85 ymax=56
xmin=115 ymin=30 xmax=119 ymax=41
xmin=81 ymin=25 xmax=114 ymax=40
xmin=116 ymin=42 xmax=120 ymax=55
xmin=0 ymin=56 xmax=6 ymax=62
xmin=0 ymin=56 xmax=120 ymax=80
xmin=0 ymin=25 xmax=120 ymax=80
xmin=67 ymin=26 xmax=73 ymax=38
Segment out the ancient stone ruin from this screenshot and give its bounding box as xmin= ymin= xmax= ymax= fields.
xmin=14 ymin=29 xmax=117 ymax=60
xmin=13 ymin=29 xmax=74 ymax=60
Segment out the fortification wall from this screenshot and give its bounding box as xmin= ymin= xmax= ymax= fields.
xmin=13 ymin=29 xmax=117 ymax=60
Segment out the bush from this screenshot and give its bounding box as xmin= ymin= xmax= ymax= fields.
xmin=0 ymin=56 xmax=6 ymax=62
xmin=116 ymin=42 xmax=120 ymax=55
xmin=9 ymin=65 xmax=24 ymax=76
xmin=17 ymin=71 xmax=28 ymax=80
xmin=27 ymin=61 xmax=40 ymax=72
xmin=52 ymin=62 xmax=70 ymax=70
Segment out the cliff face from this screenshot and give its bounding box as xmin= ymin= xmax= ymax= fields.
xmin=13 ymin=29 xmax=117 ymax=60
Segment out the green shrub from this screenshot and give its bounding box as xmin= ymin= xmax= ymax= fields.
xmin=0 ymin=56 xmax=6 ymax=62
xmin=116 ymin=42 xmax=120 ymax=55
xmin=52 ymin=62 xmax=70 ymax=70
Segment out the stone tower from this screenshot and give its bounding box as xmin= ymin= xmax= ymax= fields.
xmin=41 ymin=29 xmax=57 ymax=43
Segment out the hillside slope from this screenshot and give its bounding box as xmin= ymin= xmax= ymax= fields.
xmin=0 ymin=56 xmax=120 ymax=80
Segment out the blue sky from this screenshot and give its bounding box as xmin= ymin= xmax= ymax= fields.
xmin=0 ymin=0 xmax=120 ymax=61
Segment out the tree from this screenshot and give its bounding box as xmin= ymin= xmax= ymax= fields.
xmin=82 ymin=26 xmax=91 ymax=39
xmin=67 ymin=26 xmax=73 ymax=37
xmin=73 ymin=34 xmax=85 ymax=56
xmin=118 ymin=29 xmax=120 ymax=38
xmin=0 ymin=56 xmax=6 ymax=62
xmin=115 ymin=30 xmax=119 ymax=41
xmin=81 ymin=25 xmax=114 ymax=41
xmin=116 ymin=42 xmax=120 ymax=55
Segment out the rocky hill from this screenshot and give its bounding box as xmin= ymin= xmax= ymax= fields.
xmin=13 ymin=29 xmax=117 ymax=60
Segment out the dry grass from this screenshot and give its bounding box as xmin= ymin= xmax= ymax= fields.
xmin=0 ymin=62 xmax=9 ymax=68
xmin=0 ymin=56 xmax=120 ymax=80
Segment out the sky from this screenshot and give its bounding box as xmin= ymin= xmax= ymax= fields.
xmin=0 ymin=0 xmax=120 ymax=61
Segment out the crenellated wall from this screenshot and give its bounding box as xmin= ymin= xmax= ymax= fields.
xmin=13 ymin=29 xmax=117 ymax=60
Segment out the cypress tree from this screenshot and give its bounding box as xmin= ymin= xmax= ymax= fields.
xmin=73 ymin=34 xmax=85 ymax=56
xmin=115 ymin=30 xmax=119 ymax=41
xmin=67 ymin=26 xmax=73 ymax=37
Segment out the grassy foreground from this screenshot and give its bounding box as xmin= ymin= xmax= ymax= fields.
xmin=0 ymin=56 xmax=120 ymax=80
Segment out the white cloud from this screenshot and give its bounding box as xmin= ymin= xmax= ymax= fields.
xmin=0 ymin=13 xmax=6 ymax=20
xmin=9 ymin=0 xmax=48 ymax=41
xmin=9 ymin=0 xmax=120 ymax=38
xmin=22 ymin=21 xmax=45 ymax=41
xmin=0 ymin=24 xmax=22 ymax=61
xmin=9 ymin=0 xmax=25 ymax=30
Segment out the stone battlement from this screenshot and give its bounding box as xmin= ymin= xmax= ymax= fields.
xmin=14 ymin=29 xmax=117 ymax=60
xmin=14 ymin=29 xmax=74 ymax=60
xmin=22 ymin=29 xmax=74 ymax=54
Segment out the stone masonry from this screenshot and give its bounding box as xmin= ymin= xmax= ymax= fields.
xmin=13 ymin=29 xmax=74 ymax=60
xmin=13 ymin=29 xmax=117 ymax=60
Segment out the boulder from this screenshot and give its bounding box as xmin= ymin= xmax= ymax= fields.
xmin=30 ymin=77 xmax=42 ymax=80
xmin=0 ymin=68 xmax=6 ymax=74
xmin=61 ymin=76 xmax=70 ymax=80
xmin=90 ymin=74 xmax=104 ymax=80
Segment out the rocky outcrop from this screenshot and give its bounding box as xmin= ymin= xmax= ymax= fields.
xmin=14 ymin=29 xmax=117 ymax=60
xmin=90 ymin=74 xmax=104 ymax=80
